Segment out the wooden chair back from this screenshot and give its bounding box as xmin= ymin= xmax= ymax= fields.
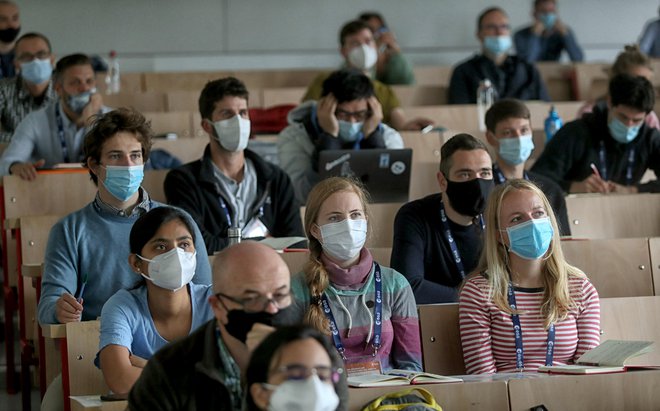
xmin=565 ymin=193 xmax=660 ymax=238
xmin=600 ymin=296 xmax=660 ymax=366
xmin=103 ymin=91 xmax=168 ymax=112
xmin=417 ymin=303 xmax=465 ymax=375
xmin=65 ymin=320 xmax=108 ymax=399
xmin=561 ymin=238 xmax=654 ymax=298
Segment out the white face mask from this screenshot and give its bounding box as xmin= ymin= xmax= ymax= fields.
xmin=209 ymin=114 xmax=251 ymax=152
xmin=347 ymin=43 xmax=378 ymax=71
xmin=318 ymin=218 xmax=367 ymax=262
xmin=268 ymin=375 xmax=339 ymax=411
xmin=138 ymin=248 xmax=197 ymax=291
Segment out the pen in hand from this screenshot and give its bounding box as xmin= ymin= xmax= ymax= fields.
xmin=77 ymin=273 xmax=88 ymax=304
xmin=589 ymin=163 xmax=602 ymax=179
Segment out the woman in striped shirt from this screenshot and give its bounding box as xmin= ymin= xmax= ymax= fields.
xmin=459 ymin=179 xmax=600 ymax=374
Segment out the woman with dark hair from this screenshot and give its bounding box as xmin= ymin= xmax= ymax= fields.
xmin=245 ymin=325 xmax=344 ymax=411
xmin=97 ymin=206 xmax=213 ymax=394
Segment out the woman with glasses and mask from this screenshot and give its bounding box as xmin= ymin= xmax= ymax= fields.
xmin=245 ymin=325 xmax=345 ymax=411
xmin=284 ymin=177 xmax=421 ymax=375
xmin=459 ymin=179 xmax=601 ymax=374
xmin=97 ymin=206 xmax=213 ymax=395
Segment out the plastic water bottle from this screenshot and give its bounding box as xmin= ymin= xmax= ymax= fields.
xmin=228 ymin=227 xmax=242 ymax=246
xmin=544 ymin=105 xmax=563 ymax=142
xmin=477 ymin=79 xmax=497 ymax=132
xmin=105 ymin=50 xmax=120 ymax=95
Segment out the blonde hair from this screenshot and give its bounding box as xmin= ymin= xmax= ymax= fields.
xmin=611 ymin=44 xmax=652 ymax=78
xmin=477 ymin=179 xmax=585 ymax=328
xmin=302 ymin=177 xmax=372 ymax=333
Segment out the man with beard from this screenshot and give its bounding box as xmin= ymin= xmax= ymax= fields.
xmin=391 ymin=134 xmax=494 ymax=303
xmin=0 ymin=53 xmax=108 ymax=179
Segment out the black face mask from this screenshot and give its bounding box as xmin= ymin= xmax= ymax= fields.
xmin=0 ymin=27 xmax=20 ymax=44
xmin=224 ymin=310 xmax=275 ymax=343
xmin=444 ymin=178 xmax=494 ymax=217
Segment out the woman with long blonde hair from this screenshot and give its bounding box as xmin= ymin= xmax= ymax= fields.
xmin=286 ymin=177 xmax=421 ymax=373
xmin=459 ymin=179 xmax=600 ymax=374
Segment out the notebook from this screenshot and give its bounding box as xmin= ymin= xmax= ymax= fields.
xmin=318 ymin=148 xmax=412 ymax=203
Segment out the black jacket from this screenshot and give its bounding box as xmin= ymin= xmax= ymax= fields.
xmin=390 ymin=193 xmax=483 ymax=304
xmin=448 ymin=54 xmax=550 ymax=104
xmin=128 ymin=320 xmax=233 ymax=410
xmin=532 ymin=104 xmax=660 ymax=193
xmin=164 ymin=145 xmax=304 ymax=253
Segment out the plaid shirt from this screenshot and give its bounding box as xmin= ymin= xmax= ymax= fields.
xmin=0 ymin=75 xmax=55 ymax=143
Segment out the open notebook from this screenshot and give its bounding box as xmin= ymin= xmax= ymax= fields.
xmin=538 ymin=340 xmax=655 ymax=374
xmin=348 ymin=369 xmax=462 ymax=387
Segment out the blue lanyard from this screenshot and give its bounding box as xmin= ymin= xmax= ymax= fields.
xmin=598 ymin=141 xmax=635 ymax=185
xmin=219 ymin=196 xmax=264 ymax=230
xmin=54 ymin=101 xmax=70 ymax=163
xmin=321 ymin=263 xmax=382 ymax=360
xmin=439 ymin=198 xmax=484 ymax=279
xmin=507 ymin=283 xmax=555 ymax=371
xmin=219 ymin=197 xmax=232 ymax=227
xmin=493 ymin=164 xmax=529 ymax=185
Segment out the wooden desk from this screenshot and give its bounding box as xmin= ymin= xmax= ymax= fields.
xmin=508 ymin=370 xmax=660 ymax=410
xmin=348 ymin=380 xmax=509 ymax=411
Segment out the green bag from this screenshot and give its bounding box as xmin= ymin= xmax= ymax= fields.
xmin=360 ymin=387 xmax=443 ymax=411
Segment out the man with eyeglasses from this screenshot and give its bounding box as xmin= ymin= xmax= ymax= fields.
xmin=164 ymin=76 xmax=303 ymax=254
xmin=279 ymin=68 xmax=403 ymax=203
xmin=0 ymin=32 xmax=56 ymax=143
xmin=532 ymin=74 xmax=660 ymax=194
xmin=0 ymin=53 xmax=109 ymax=180
xmin=129 ymin=241 xmax=293 ymax=410
xmin=448 ymin=7 xmax=550 ymax=104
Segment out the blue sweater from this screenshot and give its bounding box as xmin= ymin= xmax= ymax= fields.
xmin=37 ymin=200 xmax=212 ymax=325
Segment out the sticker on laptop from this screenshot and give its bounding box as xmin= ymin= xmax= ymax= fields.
xmin=390 ymin=161 xmax=406 ymax=175
xmin=379 ymin=153 xmax=390 ymax=168
xmin=325 ymin=153 xmax=351 ymax=171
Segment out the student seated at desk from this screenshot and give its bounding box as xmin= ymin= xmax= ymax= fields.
xmin=37 ymin=108 xmax=211 ymax=327
xmin=282 ymin=177 xmax=422 ymax=373
xmin=532 ymin=74 xmax=660 ymax=194
xmin=245 ymin=325 xmax=345 ymax=411
xmin=459 ymin=179 xmax=600 ymax=374
xmin=577 ymin=44 xmax=660 ymax=130
xmin=97 ymin=206 xmax=213 ymax=395
xmin=278 ymin=68 xmax=403 ymax=204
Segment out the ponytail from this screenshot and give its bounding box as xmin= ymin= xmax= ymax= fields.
xmin=303 ymin=243 xmax=330 ymax=334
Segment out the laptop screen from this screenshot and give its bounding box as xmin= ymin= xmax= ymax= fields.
xmin=318 ymin=148 xmax=412 ymax=203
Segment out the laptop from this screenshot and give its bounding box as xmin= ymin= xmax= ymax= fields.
xmin=318 ymin=148 xmax=413 ymax=203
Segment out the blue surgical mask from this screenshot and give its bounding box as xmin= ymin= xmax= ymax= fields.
xmin=498 ymin=134 xmax=534 ymax=165
xmin=608 ymin=116 xmax=641 ymax=144
xmin=484 ymin=35 xmax=512 ymax=56
xmin=539 ymin=13 xmax=557 ymax=30
xmin=101 ymin=164 xmax=144 ymax=201
xmin=67 ymin=88 xmax=96 ymax=114
xmin=20 ymin=58 xmax=52 ymax=85
xmin=505 ymin=217 xmax=554 ymax=260
xmin=338 ymin=120 xmax=363 ymax=143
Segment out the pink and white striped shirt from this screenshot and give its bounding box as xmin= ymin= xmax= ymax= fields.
xmin=459 ymin=274 xmax=600 ymax=374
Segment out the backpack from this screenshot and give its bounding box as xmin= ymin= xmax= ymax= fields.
xmin=360 ymin=387 xmax=443 ymax=411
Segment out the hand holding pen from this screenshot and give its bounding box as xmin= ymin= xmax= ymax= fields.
xmin=571 ymin=163 xmax=610 ymax=193
xmin=55 ymin=274 xmax=86 ymax=324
